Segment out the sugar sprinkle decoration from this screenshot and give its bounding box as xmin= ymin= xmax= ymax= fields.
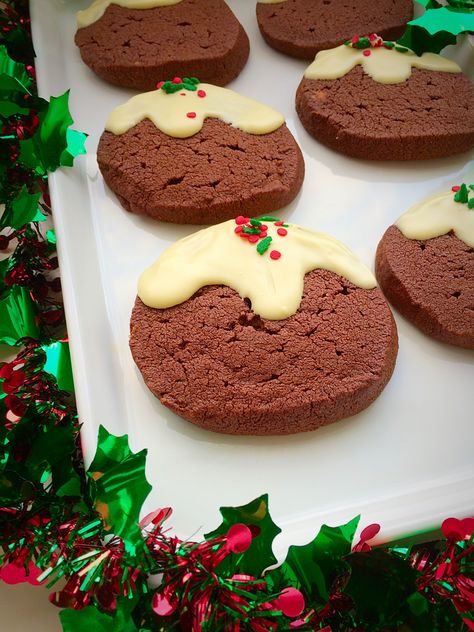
xmin=156 ymin=76 xmax=200 ymax=93
xmin=234 ymin=216 xmax=288 ymax=259
xmin=453 ymin=183 xmax=474 ymax=209
xmin=345 ymin=33 xmax=409 ymax=54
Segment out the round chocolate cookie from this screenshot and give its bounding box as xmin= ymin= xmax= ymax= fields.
xmin=75 ymin=0 xmax=249 ymax=90
xmin=97 ymin=118 xmax=305 ymax=224
xmin=256 ymin=0 xmax=412 ymax=60
xmin=296 ymin=67 xmax=474 ymax=160
xmin=376 ymin=226 xmax=474 ymax=349
xmin=130 ymin=269 xmax=398 ymax=435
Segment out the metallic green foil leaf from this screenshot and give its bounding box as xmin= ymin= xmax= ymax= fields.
xmin=205 ymin=494 xmax=282 ymax=577
xmin=266 ymin=516 xmax=360 ymax=605
xmin=60 ymin=606 xmax=113 ymax=632
xmin=87 ymin=426 xmax=152 ymax=557
xmin=42 ymin=341 xmax=74 ymax=393
xmin=0 ymin=186 xmax=43 ymax=230
xmin=0 ymin=285 xmax=39 ymax=345
xmin=398 ymin=6 xmax=474 ymax=54
xmin=0 ymin=45 xmax=32 ymax=90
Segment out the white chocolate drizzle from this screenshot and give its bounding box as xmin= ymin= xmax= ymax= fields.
xmin=105 ymin=83 xmax=285 ymax=138
xmin=138 ymin=219 xmax=376 ymax=320
xmin=396 ymin=191 xmax=474 ymax=249
xmin=304 ymin=44 xmax=461 ymax=84
xmin=77 ymin=0 xmax=183 ymax=29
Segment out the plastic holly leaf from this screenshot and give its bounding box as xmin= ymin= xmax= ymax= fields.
xmin=60 ymin=600 xmax=139 ymax=632
xmin=0 ymin=286 xmax=39 ymax=345
xmin=266 ymin=516 xmax=360 ymax=606
xmin=60 ymin=606 xmax=114 ymax=632
xmin=59 ymin=128 xmax=87 ymax=167
xmin=42 ymin=341 xmax=74 ymax=393
xmin=0 ymin=45 xmax=32 ymax=91
xmin=21 ymin=91 xmax=86 ymax=174
xmin=7 ymin=420 xmax=77 ymax=492
xmin=0 ymin=187 xmax=44 ymax=230
xmin=205 ymin=494 xmax=282 ymax=577
xmin=414 ymin=0 xmax=441 ymax=7
xmin=46 ymin=229 xmax=56 ymax=245
xmin=87 ymin=426 xmax=152 ymax=557
xmin=398 ymin=6 xmax=474 ymax=54
xmin=344 ymin=549 xmax=418 ymax=626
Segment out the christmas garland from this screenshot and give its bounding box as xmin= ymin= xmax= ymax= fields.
xmin=0 ymin=2 xmax=473 ymax=631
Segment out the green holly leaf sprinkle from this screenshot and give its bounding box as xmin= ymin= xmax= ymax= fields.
xmin=257 ymin=236 xmax=272 ymax=255
xmin=258 ymin=215 xmax=282 ymax=222
xmin=454 ymin=183 xmax=469 ymax=204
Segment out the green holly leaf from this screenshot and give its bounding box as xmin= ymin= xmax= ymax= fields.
xmin=42 ymin=340 xmax=74 ymax=393
xmin=344 ymin=549 xmax=418 ymax=626
xmin=205 ymin=494 xmax=281 ymax=577
xmin=0 ymin=187 xmax=44 ymax=230
xmin=87 ymin=426 xmax=152 ymax=557
xmin=60 ymin=606 xmax=114 ymax=632
xmin=266 ymin=516 xmax=360 ymax=606
xmin=60 ymin=599 xmax=139 ymax=632
xmin=410 ymin=6 xmax=474 ymax=34
xmin=59 ymin=127 xmax=87 ymax=167
xmin=414 ymin=0 xmax=441 ymax=7
xmin=0 ymin=285 xmax=39 ymax=345
xmin=398 ymin=6 xmax=474 ymax=54
xmin=18 ymin=92 xmax=86 ymax=175
xmin=0 ymin=45 xmax=32 ymax=91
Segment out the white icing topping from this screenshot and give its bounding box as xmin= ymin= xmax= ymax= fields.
xmin=396 ymin=191 xmax=474 ymax=248
xmin=138 ymin=220 xmax=376 ymax=320
xmin=77 ymin=0 xmax=183 ymax=29
xmin=304 ymin=44 xmax=461 ymax=84
xmin=105 ymin=84 xmax=285 ymax=138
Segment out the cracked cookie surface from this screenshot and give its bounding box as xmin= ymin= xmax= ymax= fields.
xmin=75 ymin=0 xmax=249 ymax=89
xmin=257 ymin=0 xmax=412 ymax=59
xmin=295 ymin=68 xmax=474 ymax=160
xmin=97 ymin=118 xmax=305 ymax=224
xmin=376 ymin=226 xmax=474 ymax=349
xmin=130 ymin=269 xmax=398 ymax=435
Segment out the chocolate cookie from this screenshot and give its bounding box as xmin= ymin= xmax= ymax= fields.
xmin=256 ymin=0 xmax=412 ymax=59
xmin=98 ymin=81 xmax=304 ymax=224
xmin=75 ymin=0 xmax=249 ymax=90
xmin=296 ymin=38 xmax=474 ymax=160
xmin=375 ymin=188 xmax=474 ymax=349
xmin=130 ymin=218 xmax=398 ymax=435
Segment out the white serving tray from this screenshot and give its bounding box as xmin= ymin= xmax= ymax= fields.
xmin=31 ymin=0 xmax=474 ymax=555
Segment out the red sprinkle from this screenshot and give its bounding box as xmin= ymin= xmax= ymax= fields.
xmin=259 ymin=232 xmax=268 ymax=239
xmin=235 ymin=216 xmax=249 ymax=225
xmin=452 ymin=185 xmax=461 ymax=192
xmin=351 ymin=35 xmax=360 ymax=44
xmin=172 ymin=76 xmax=182 ymax=84
xmin=369 ymin=33 xmax=377 ymax=41
xmin=180 ymin=92 xmax=186 ymax=96
xmin=259 ymin=224 xmax=268 ymax=231
xmin=186 ymin=112 xmax=197 ymax=119
xmin=156 ymin=81 xmax=164 ymax=89
xmin=197 ymin=90 xmax=207 ymax=98
xmin=363 ymin=50 xmax=371 ymax=57
xmin=270 ymin=250 xmax=281 ymax=260
xmin=277 ymin=228 xmax=288 ymax=237
xmin=234 ymin=226 xmax=243 ymax=234
xmin=248 ymin=235 xmax=259 ymax=243
xmin=274 ymin=221 xmax=284 ymax=226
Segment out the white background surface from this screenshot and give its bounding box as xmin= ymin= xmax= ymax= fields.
xmin=4 ymin=1 xmax=473 ymax=628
